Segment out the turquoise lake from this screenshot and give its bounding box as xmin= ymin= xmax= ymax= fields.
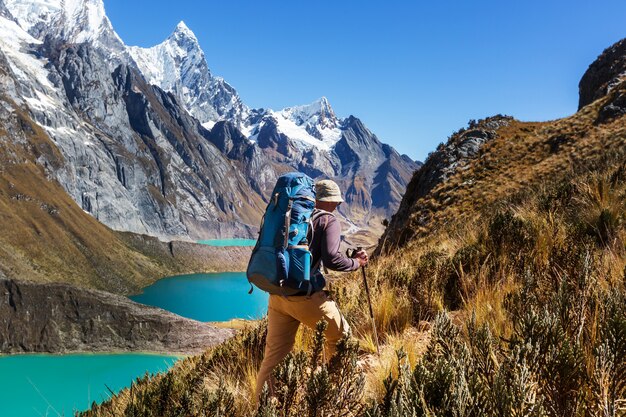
xmin=197 ymin=238 xmax=257 ymax=246
xmin=3 ymin=264 xmax=268 ymax=416
xmin=130 ymin=272 xmax=268 ymax=322
xmin=0 ymin=353 xmax=179 ymax=417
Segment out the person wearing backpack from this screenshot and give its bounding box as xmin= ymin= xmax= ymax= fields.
xmin=249 ymin=175 xmax=368 ymax=397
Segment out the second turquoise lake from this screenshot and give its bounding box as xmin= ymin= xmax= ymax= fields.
xmin=129 ymin=272 xmax=268 ymax=322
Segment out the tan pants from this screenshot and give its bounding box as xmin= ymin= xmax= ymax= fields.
xmin=255 ymin=290 xmax=350 ymax=396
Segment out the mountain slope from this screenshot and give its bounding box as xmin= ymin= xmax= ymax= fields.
xmin=0 ymin=70 xmax=248 ymax=293
xmin=379 ymin=100 xmax=624 ymax=252
xmin=81 ymin=36 xmax=626 ymax=417
xmin=0 ymin=0 xmax=270 ymax=240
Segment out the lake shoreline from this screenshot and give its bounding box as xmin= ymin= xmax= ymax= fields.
xmin=124 ymin=267 xmax=251 ymax=297
xmin=129 ymin=272 xmax=268 ymax=323
xmin=116 ymin=235 xmax=254 ymax=295
xmin=0 ymin=279 xmax=236 ymax=355
xmin=0 ymin=349 xmax=189 ymax=358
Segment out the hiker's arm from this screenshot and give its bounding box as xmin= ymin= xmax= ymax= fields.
xmin=321 ymin=216 xmax=359 ymax=272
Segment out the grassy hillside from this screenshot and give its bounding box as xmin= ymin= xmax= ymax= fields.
xmin=80 ymin=71 xmax=626 ymax=416
xmin=0 ymin=98 xmax=250 ymax=294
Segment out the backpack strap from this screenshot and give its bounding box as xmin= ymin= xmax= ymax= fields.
xmin=309 ymin=209 xmax=335 ymax=274
xmin=283 ymin=199 xmax=293 ymax=249
xmin=308 ymin=209 xmax=334 ymax=249
xmin=310 ymin=209 xmax=335 ymax=232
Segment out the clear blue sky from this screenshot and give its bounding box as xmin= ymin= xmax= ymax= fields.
xmin=104 ymin=0 xmax=626 ymax=161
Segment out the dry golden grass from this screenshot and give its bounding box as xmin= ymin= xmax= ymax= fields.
xmin=210 ymin=319 xmax=255 ymax=330
xmin=81 ymin=81 xmax=626 ymax=417
xmin=462 ymin=280 xmax=517 ymax=341
xmin=363 ymin=326 xmax=432 ymax=403
xmin=381 ymin=88 xmax=626 ymax=253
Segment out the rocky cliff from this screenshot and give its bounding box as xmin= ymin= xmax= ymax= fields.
xmin=379 ymin=116 xmax=512 ymax=249
xmin=0 ymin=279 xmax=235 ymax=354
xmin=0 ymin=0 xmax=266 ymax=241
xmin=578 ymin=37 xmax=626 ymax=110
xmin=0 ymin=46 xmax=251 ymax=292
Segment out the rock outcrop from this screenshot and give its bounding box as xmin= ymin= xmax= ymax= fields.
xmin=579 ymin=38 xmax=626 ymax=110
xmin=0 ymin=279 xmax=235 ymax=354
xmin=378 ymin=32 xmax=626 ymax=254
xmin=378 ymin=116 xmax=510 ymax=250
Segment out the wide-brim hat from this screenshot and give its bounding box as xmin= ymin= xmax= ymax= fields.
xmin=315 ymin=179 xmax=344 ymax=203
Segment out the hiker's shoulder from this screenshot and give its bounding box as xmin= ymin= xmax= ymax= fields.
xmin=312 ymin=209 xmax=337 ymax=228
xmin=312 ymin=209 xmax=335 ymax=220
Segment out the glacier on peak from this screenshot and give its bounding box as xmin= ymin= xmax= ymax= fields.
xmin=4 ymin=0 xmax=122 ymax=47
xmin=128 ymin=20 xmax=250 ymax=128
xmin=171 ymin=20 xmax=197 ymax=42
xmin=126 ymin=21 xmax=342 ymax=151
xmin=241 ymin=97 xmax=343 ymax=151
xmin=121 ymin=18 xmax=343 ymax=152
xmin=280 ymin=96 xmax=340 ymax=131
xmin=128 ymin=20 xmax=206 ymax=90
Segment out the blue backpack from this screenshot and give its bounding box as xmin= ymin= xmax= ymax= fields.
xmin=247 ymin=172 xmax=318 ymax=296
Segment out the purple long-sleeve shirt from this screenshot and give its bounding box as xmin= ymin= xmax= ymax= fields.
xmin=304 ymin=209 xmax=359 ymax=293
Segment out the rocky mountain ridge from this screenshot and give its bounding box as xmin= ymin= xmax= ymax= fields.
xmin=379 ymin=115 xmax=513 ymax=249
xmin=0 ymin=0 xmax=418 ymax=243
xmin=379 ymin=35 xmax=626 ymax=253
xmin=126 ymin=16 xmax=421 ymax=238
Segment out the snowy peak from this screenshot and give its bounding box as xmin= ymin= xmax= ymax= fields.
xmin=4 ymin=0 xmax=116 ymax=45
xmin=270 ymin=97 xmax=341 ymax=147
xmin=162 ymin=20 xmax=201 ymax=57
xmin=128 ymin=21 xmax=205 ymax=92
xmin=128 ymin=21 xmax=249 ymax=126
xmin=248 ymin=97 xmax=343 ymax=151
xmin=170 ymin=20 xmax=197 ymax=43
xmin=280 ymin=96 xmax=339 ymax=131
xmin=0 ymin=0 xmax=17 ymax=22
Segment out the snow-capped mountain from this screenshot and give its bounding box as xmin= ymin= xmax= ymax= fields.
xmin=0 ymin=0 xmax=419 ymax=242
xmin=128 ymin=21 xmax=249 ymax=129
xmin=0 ymin=0 xmax=265 ymax=240
xmin=243 ymin=97 xmax=342 ymax=151
xmin=5 ymin=0 xmax=125 ymax=55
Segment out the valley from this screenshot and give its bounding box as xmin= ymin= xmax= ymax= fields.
xmin=0 ymin=0 xmax=624 ymax=416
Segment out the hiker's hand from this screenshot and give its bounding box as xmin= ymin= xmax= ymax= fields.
xmin=355 ymin=250 xmax=368 ymax=266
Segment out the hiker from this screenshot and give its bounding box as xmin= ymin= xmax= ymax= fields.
xmin=255 ymin=179 xmax=368 ymax=396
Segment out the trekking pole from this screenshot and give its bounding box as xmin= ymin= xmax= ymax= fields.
xmin=349 ymin=246 xmax=381 ymax=357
